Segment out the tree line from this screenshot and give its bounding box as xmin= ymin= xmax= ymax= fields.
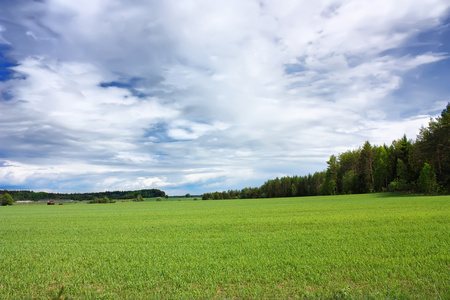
xmin=0 ymin=189 xmax=165 ymax=202
xmin=203 ymin=103 xmax=449 ymax=200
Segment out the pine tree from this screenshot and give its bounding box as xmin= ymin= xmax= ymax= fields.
xmin=356 ymin=141 xmax=374 ymax=193
xmin=417 ymin=163 xmax=438 ymax=194
xmin=291 ymin=183 xmax=297 ymax=197
xmin=374 ymin=146 xmax=389 ymax=191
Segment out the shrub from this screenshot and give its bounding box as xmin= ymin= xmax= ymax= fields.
xmin=1 ymin=193 xmax=14 ymax=206
xmin=388 ymin=179 xmax=410 ymax=192
xmin=89 ymin=196 xmax=114 ymax=204
xmin=156 ymin=197 xmax=163 ymax=201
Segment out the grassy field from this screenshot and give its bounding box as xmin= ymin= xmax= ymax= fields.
xmin=1 ymin=194 xmax=449 ymax=299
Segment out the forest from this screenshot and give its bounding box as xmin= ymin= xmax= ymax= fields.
xmin=202 ymin=103 xmax=449 ymax=200
xmin=0 ymin=188 xmax=165 ymax=201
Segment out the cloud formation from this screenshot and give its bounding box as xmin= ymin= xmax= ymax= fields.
xmin=0 ymin=0 xmax=449 ymax=194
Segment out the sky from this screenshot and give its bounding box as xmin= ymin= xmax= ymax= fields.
xmin=0 ymin=0 xmax=449 ymax=195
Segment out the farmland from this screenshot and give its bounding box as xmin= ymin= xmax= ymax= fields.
xmin=1 ymin=194 xmax=449 ymax=299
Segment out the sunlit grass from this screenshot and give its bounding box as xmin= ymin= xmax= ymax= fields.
xmin=1 ymin=194 xmax=449 ymax=299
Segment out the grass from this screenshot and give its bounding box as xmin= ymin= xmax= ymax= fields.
xmin=0 ymin=193 xmax=449 ymax=299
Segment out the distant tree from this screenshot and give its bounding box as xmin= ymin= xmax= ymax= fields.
xmin=89 ymin=196 xmax=114 ymax=204
xmin=374 ymin=146 xmax=389 ymax=191
xmin=336 ymin=150 xmax=359 ymax=194
xmin=309 ymin=172 xmax=325 ymax=196
xmin=391 ymin=135 xmax=415 ymax=184
xmin=320 ymin=155 xmax=338 ymax=195
xmin=273 ymin=177 xmax=282 ymax=197
xmin=320 ymin=176 xmax=336 ymax=195
xmin=397 ymin=158 xmax=411 ymax=190
xmin=327 ymin=155 xmax=339 ymax=182
xmin=281 ymin=177 xmax=291 ymax=196
xmin=1 ymin=193 xmax=13 ymax=206
xmin=341 ymin=170 xmax=356 ymax=194
xmin=251 ymin=187 xmax=260 ymax=198
xmin=417 ymin=163 xmax=438 ymax=194
xmin=185 ymin=193 xmax=191 ymax=198
xmin=136 ymin=194 xmax=143 ymax=202
xmin=356 ymin=141 xmax=374 ymax=193
xmin=291 ymin=183 xmax=297 ymax=197
xmin=214 ymin=191 xmax=222 ymax=200
xmin=388 ymin=159 xmax=411 ymax=192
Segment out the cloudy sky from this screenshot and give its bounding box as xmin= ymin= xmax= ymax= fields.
xmin=0 ymin=0 xmax=449 ymax=195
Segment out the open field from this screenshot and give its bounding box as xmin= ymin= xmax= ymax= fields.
xmin=1 ymin=194 xmax=449 ymax=299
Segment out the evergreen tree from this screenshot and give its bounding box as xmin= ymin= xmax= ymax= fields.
xmin=341 ymin=170 xmax=356 ymax=194
xmin=392 ymin=135 xmax=415 ymax=183
xmin=319 ymin=175 xmax=337 ymax=195
xmin=291 ymin=183 xmax=297 ymax=197
xmin=389 ymin=159 xmax=410 ymax=192
xmin=356 ymin=141 xmax=374 ymax=193
xmin=417 ymin=163 xmax=438 ymax=194
xmin=320 ymin=155 xmax=338 ymax=195
xmin=374 ymin=146 xmax=389 ymax=191
xmin=281 ymin=177 xmax=291 ymax=197
xmin=337 ymin=150 xmax=359 ymax=194
xmin=309 ymin=172 xmax=325 ymax=196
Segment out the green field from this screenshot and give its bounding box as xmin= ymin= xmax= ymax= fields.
xmin=1 ymin=194 xmax=449 ymax=299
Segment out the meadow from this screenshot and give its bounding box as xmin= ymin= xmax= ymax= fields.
xmin=0 ymin=194 xmax=449 ymax=299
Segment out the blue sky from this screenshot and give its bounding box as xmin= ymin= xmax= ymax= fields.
xmin=0 ymin=0 xmax=449 ymax=195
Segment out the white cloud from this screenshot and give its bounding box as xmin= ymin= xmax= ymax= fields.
xmin=403 ymin=52 xmax=449 ymax=68
xmin=136 ymin=177 xmax=171 ymax=188
xmin=365 ymin=115 xmax=433 ymax=146
xmin=4 ymin=57 xmax=178 ymax=148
